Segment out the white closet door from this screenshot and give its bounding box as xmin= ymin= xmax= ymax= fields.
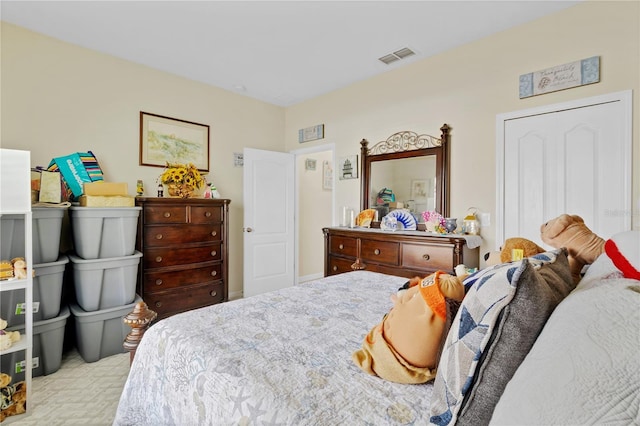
xmin=502 ymin=95 xmax=631 ymax=247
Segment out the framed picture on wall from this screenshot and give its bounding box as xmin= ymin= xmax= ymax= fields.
xmin=338 ymin=155 xmax=358 ymax=180
xmin=323 ymin=160 xmax=333 ymax=190
xmin=140 ymin=111 xmax=210 ymax=171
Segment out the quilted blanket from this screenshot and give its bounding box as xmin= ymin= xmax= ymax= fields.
xmin=114 ymin=271 xmax=435 ymax=425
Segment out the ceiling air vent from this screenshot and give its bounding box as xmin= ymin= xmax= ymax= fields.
xmin=379 ymin=54 xmax=400 ymax=65
xmin=378 ymin=47 xmax=416 ymax=65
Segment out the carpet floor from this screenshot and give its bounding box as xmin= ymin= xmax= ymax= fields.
xmin=6 ymin=348 xmax=130 ymax=426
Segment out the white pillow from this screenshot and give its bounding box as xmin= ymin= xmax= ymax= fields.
xmin=490 ymin=277 xmax=640 ymax=425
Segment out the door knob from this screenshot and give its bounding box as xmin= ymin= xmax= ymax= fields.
xmin=244 ymin=227 xmax=253 ymax=232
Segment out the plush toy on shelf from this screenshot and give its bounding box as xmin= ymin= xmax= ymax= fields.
xmin=352 ymin=270 xmax=467 ymax=384
xmin=0 ymin=372 xmax=27 ymax=422
xmin=540 ymin=214 xmax=605 ymax=284
xmin=0 ymin=318 xmax=21 ymax=351
xmin=11 ymin=258 xmax=27 ymax=280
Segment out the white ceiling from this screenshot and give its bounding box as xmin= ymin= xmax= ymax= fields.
xmin=1 ymin=1 xmax=580 ymax=107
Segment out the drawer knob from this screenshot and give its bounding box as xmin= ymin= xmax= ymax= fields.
xmin=205 ymin=211 xmax=212 ymax=217
xmin=374 ymin=249 xmax=380 ymax=255
xmin=211 ymin=231 xmax=217 ymax=237
xmin=163 ymin=212 xmax=171 ymax=218
xmin=155 ymin=233 xmax=163 ymax=240
xmin=155 ymin=279 xmax=163 ymax=286
xmin=155 ymin=256 xmax=163 ymax=263
xmin=211 ymin=250 xmax=217 ymax=257
xmin=332 ymin=265 xmax=338 ymax=271
xmin=211 ymin=270 xmax=217 ymax=277
xmin=422 ymin=254 xmax=430 ymax=261
xmin=339 ymin=244 xmax=344 ymax=250
xmin=210 ymin=290 xmax=217 ymax=297
xmin=155 ymin=302 xmax=162 ymax=308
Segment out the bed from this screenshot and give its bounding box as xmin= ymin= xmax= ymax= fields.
xmin=115 ymin=237 xmax=640 ymax=425
xmin=113 ymin=271 xmax=435 ymax=425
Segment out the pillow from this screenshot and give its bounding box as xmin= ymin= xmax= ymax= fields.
xmin=491 ymin=277 xmax=640 ymax=425
xmin=429 ymin=249 xmax=574 ymax=426
xmin=604 ymin=230 xmax=640 ymax=280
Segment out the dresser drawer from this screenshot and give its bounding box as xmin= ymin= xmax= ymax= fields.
xmin=360 ymin=239 xmax=399 ymax=266
xmin=143 ymin=281 xmax=224 ymax=318
xmin=402 ymin=243 xmax=454 ymax=272
xmin=329 ymin=235 xmax=358 ymax=257
xmin=190 ymin=206 xmax=222 ymax=224
xmin=144 ymin=244 xmax=222 ymax=268
xmin=144 ymin=205 xmax=187 ymax=224
xmin=143 ymin=264 xmax=222 ymax=292
xmin=144 ymin=224 xmax=222 ymax=246
xmin=327 ymin=255 xmax=357 ymax=275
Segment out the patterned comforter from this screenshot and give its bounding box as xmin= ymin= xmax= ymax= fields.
xmin=114 ymin=271 xmax=434 ymax=425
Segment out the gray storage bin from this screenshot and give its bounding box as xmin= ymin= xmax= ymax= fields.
xmin=0 ymin=207 xmax=67 ymax=264
xmin=69 ymin=295 xmax=142 ymax=363
xmin=68 ymin=251 xmax=141 ymax=312
xmin=4 ymin=306 xmax=70 ymax=379
xmin=69 ymin=206 xmax=141 ymax=259
xmin=0 ymin=255 xmax=68 ymax=327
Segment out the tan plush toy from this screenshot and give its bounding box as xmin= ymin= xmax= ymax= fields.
xmin=11 ymin=258 xmax=27 ymax=280
xmin=485 ymin=237 xmax=546 ymax=266
xmin=540 ymin=214 xmax=605 ymax=284
xmin=0 ymin=318 xmax=21 ymax=351
xmin=352 ymin=270 xmax=466 ymax=384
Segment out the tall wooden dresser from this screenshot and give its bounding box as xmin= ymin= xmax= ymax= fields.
xmin=135 ymin=197 xmax=230 ymax=320
xmin=323 ymin=227 xmax=479 ymax=279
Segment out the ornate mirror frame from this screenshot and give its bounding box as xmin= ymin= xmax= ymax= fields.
xmin=360 ymin=123 xmax=450 ymax=218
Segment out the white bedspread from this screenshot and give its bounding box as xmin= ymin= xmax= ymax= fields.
xmin=114 ymin=271 xmax=434 ymax=425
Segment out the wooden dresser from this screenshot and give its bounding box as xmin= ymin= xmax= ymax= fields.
xmin=135 ymin=197 xmax=230 ymax=320
xmin=323 ymin=227 xmax=479 ymax=279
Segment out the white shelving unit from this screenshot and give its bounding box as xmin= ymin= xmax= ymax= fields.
xmin=1 ymin=149 xmax=33 ymax=423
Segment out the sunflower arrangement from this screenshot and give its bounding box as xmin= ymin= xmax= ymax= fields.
xmin=160 ymin=162 xmax=204 ymax=197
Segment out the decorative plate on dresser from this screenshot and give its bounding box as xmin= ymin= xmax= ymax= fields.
xmin=135 ymin=197 xmax=230 ymax=320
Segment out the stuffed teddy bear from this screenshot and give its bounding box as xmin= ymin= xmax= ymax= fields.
xmin=540 ymin=214 xmax=605 ymax=284
xmin=484 ymin=237 xmax=546 ymax=266
xmin=0 ymin=373 xmax=27 ymax=422
xmin=352 ymin=270 xmax=467 ymax=384
xmin=11 ymin=258 xmax=27 ymax=280
xmin=0 ymin=318 xmax=20 ymax=351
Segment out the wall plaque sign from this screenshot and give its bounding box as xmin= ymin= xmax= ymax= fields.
xmin=298 ymin=124 xmax=324 ymax=143
xmin=519 ymin=56 xmax=600 ymax=99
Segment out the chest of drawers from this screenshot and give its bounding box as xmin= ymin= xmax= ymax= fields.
xmin=323 ymin=227 xmax=479 ymax=279
xmin=135 ymin=197 xmax=230 ymax=320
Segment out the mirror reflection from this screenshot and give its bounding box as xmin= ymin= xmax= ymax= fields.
xmin=369 ymin=156 xmax=436 ymax=221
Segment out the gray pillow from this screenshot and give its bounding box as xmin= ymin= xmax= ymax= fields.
xmin=429 ymin=249 xmax=574 ymax=426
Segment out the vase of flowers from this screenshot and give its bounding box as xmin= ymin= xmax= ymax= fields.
xmin=160 ymin=162 xmax=204 ymax=198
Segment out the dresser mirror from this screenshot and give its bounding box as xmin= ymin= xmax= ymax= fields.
xmin=360 ymin=124 xmax=450 ymax=220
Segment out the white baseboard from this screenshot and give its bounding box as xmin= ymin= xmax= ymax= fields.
xmin=298 ymin=273 xmax=323 ymax=284
xmin=229 ymin=291 xmax=243 ymax=301
xmin=231 ymin=273 xmax=324 ymax=300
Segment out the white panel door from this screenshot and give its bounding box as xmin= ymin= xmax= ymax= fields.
xmin=243 ymin=148 xmax=295 ymax=297
xmin=500 ymin=91 xmax=632 ymax=248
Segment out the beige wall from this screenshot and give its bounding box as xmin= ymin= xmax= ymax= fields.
xmin=1 ymin=1 xmax=639 ymax=286
xmin=285 ymin=1 xmax=640 ymax=258
xmin=0 ymin=22 xmax=286 ymax=296
xmin=297 ymin=150 xmax=333 ymax=279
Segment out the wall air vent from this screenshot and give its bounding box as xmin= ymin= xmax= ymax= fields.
xmin=378 ymin=47 xmax=416 ymax=65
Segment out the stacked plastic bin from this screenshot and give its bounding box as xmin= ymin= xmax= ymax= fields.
xmin=67 ymin=206 xmax=143 ymax=363
xmin=1 ymin=206 xmax=70 ymax=378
